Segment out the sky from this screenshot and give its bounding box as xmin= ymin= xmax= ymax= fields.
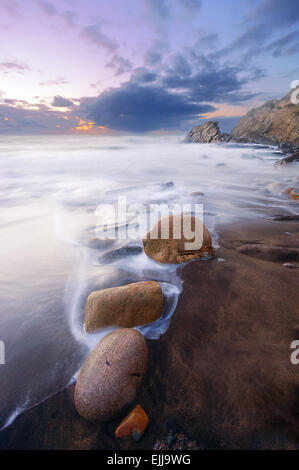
xmin=0 ymin=0 xmax=298 ymax=134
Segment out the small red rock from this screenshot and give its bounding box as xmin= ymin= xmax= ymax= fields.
xmin=115 ymin=404 xmax=149 ymax=440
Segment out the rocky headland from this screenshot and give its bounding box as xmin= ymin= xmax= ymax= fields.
xmin=184 ymin=87 xmax=299 ymax=151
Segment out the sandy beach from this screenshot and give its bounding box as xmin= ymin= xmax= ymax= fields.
xmin=1 ymin=217 xmax=298 ymax=450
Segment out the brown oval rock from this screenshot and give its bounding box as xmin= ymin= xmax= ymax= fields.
xmin=85 ymin=281 xmax=164 ymax=332
xmin=74 ymin=328 xmax=148 ymax=422
xmin=143 ymin=214 xmax=213 ymax=264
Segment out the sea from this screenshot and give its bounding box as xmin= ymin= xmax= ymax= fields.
xmin=0 ymin=134 xmax=298 ymax=429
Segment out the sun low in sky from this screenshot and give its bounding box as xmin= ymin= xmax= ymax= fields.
xmin=0 ymin=0 xmax=298 ymax=134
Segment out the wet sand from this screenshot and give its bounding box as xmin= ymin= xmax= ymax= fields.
xmin=1 ymin=218 xmax=299 ymax=450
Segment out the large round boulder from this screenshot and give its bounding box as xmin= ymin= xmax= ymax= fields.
xmin=143 ymin=214 xmax=213 ymax=264
xmin=74 ymin=328 xmax=148 ymax=422
xmin=85 ymin=281 xmax=164 ymax=332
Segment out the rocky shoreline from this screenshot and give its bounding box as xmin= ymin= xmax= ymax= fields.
xmin=1 ymin=217 xmax=299 ymax=450
xmin=183 ymin=88 xmax=299 ymax=151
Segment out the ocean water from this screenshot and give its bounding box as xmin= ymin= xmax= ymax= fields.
xmin=0 ymin=134 xmax=298 ymax=429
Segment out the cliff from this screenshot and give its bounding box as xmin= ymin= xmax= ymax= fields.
xmin=230 ymin=88 xmax=299 ymax=146
xmin=183 ymin=88 xmax=299 ymax=148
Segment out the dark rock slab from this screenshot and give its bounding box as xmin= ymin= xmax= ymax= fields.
xmin=183 ymin=121 xmax=232 ymax=143
xmin=275 ymin=151 xmax=299 ymax=167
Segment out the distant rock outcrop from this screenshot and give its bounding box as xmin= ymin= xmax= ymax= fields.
xmin=183 ymin=121 xmax=232 ymax=143
xmin=230 ymin=89 xmax=299 ymax=147
xmin=274 ymin=151 xmax=299 ymax=166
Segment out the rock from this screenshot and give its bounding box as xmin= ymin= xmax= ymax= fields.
xmin=272 ymin=214 xmax=299 ymax=221
xmin=275 ymin=151 xmax=299 ymax=167
xmin=231 ymin=89 xmax=299 ymax=146
xmin=237 ymin=244 xmax=299 ymax=263
xmin=115 ymin=404 xmax=149 ymax=440
xmin=154 ymin=430 xmax=201 ymax=450
xmin=278 ymin=142 xmax=299 ymax=154
xmin=88 ymin=238 xmax=115 ymax=250
xmin=74 ymin=329 xmax=148 ymax=422
xmin=143 ymin=214 xmax=213 ymax=264
xmin=190 ymin=191 xmax=204 ymax=196
xmin=290 ymin=188 xmax=299 ymax=201
xmin=281 ymin=187 xmax=294 ymax=195
xmin=183 ymin=121 xmax=232 ymax=143
xmin=85 ymin=281 xmax=164 ymax=332
xmin=283 ymin=263 xmax=299 ymax=269
xmin=98 ymin=245 xmax=143 ymax=263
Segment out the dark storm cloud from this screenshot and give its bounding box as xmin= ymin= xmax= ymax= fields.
xmin=52 ymin=95 xmax=73 ymax=107
xmin=82 ymin=43 xmax=262 ymax=133
xmin=83 ymin=82 xmax=215 ymax=132
xmin=131 ymin=67 xmax=158 ymax=83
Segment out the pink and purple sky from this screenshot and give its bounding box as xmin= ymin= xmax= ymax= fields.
xmin=0 ymin=0 xmax=298 ymax=134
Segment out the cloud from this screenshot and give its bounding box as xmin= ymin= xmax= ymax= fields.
xmin=160 ymin=52 xmax=260 ymax=104
xmin=82 ymin=80 xmax=214 ymax=133
xmin=169 ymin=54 xmax=192 ymax=77
xmin=61 ymin=9 xmax=77 ymax=28
xmin=144 ymin=40 xmax=169 ymax=66
xmin=249 ymin=0 xmax=299 ymax=29
xmin=81 ymin=24 xmax=118 ymax=52
xmin=266 ymin=30 xmax=299 ymax=57
xmin=0 ymin=102 xmax=77 ymax=134
xmin=80 ymin=39 xmax=263 ymax=134
xmin=36 ymin=0 xmax=77 ymax=28
xmin=0 ymin=62 xmax=30 ymax=73
xmin=106 ymin=54 xmax=133 ymax=76
xmin=216 ymin=0 xmax=299 ymax=60
xmin=131 ymin=67 xmax=158 ymax=84
xmin=52 ymin=95 xmax=73 ymax=107
xmin=143 ymin=0 xmax=170 ymax=20
xmin=144 ymin=50 xmax=162 ymax=66
xmin=143 ymin=0 xmax=202 ymax=19
xmin=179 ymin=0 xmax=202 ymax=9
xmin=39 ymin=77 xmax=70 ymax=86
xmin=143 ymin=0 xmax=202 ymax=31
xmin=196 ymin=33 xmax=219 ymax=49
xmin=36 ymin=0 xmax=57 ymax=15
